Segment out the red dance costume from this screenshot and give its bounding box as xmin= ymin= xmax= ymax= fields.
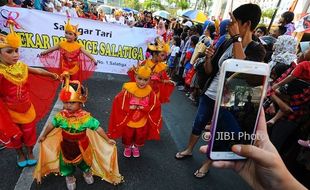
xmin=0 ymin=62 xmax=58 ymax=147
xmin=128 ymin=59 xmax=174 ymax=104
xmin=40 ymin=19 xmax=96 ymax=82
xmin=108 ymin=82 xmax=162 ymax=147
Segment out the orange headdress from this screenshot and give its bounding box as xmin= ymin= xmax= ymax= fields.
xmin=59 ymin=72 xmax=88 ymax=103
xmin=135 ymin=65 xmax=152 ymax=79
xmin=147 ymin=37 xmax=170 ymax=54
xmin=64 ymin=16 xmax=81 ymax=36
xmin=0 ymin=18 xmax=21 ymax=49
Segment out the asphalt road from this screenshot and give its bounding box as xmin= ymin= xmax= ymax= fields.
xmin=0 ymin=73 xmax=250 ymax=190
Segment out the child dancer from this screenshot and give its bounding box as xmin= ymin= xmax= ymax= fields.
xmin=109 ymin=66 xmax=162 ymax=158
xmin=34 ymin=74 xmax=123 ymax=189
xmin=40 ymin=16 xmax=96 ymax=82
xmin=0 ymin=19 xmax=59 ymax=167
xmin=128 ymin=37 xmax=175 ymax=104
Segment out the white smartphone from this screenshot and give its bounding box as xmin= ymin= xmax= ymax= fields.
xmin=207 ymin=59 xmax=269 ymax=160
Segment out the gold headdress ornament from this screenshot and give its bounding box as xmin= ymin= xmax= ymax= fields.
xmin=64 ymin=12 xmax=81 ymax=36
xmin=59 ymin=72 xmax=88 ymax=103
xmin=147 ymin=37 xmax=170 ymax=54
xmin=135 ymin=65 xmax=152 ymax=79
xmin=0 ymin=18 xmax=21 ymax=49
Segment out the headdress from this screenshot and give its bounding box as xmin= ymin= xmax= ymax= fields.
xmin=0 ymin=17 xmax=21 ymax=49
xmin=64 ymin=14 xmax=81 ymax=36
xmin=147 ymin=37 xmax=170 ymax=54
xmin=59 ymin=72 xmax=88 ymax=103
xmin=135 ymin=65 xmax=152 ymax=79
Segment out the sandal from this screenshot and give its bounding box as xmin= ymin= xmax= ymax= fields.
xmin=17 ymin=155 xmax=27 ymax=168
xmin=65 ymin=176 xmax=76 ymax=190
xmin=194 ymin=169 xmax=209 ymax=179
xmin=175 ymin=152 xmax=193 ymax=160
xmin=83 ymin=172 xmax=94 ymax=185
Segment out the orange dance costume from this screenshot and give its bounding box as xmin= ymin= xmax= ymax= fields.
xmin=34 ymin=77 xmax=123 ymax=185
xmin=40 ymin=18 xmax=96 ymax=82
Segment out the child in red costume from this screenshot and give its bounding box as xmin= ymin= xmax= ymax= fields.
xmin=40 ymin=17 xmax=96 ymax=82
xmin=109 ymin=66 xmax=162 ymax=158
xmin=128 ymin=37 xmax=175 ymax=104
xmin=0 ymin=19 xmax=59 ymax=168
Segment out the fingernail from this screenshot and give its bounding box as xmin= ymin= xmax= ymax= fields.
xmin=233 ymin=145 xmax=241 ymax=153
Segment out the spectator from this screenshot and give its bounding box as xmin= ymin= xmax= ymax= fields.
xmin=268 ymin=35 xmax=297 ymax=70
xmin=279 ymin=11 xmax=295 ymax=35
xmin=109 ymin=10 xmax=125 ymax=25
xmin=254 ymin=25 xmax=268 ymax=38
xmin=135 ymin=11 xmax=153 ymax=28
xmin=66 ymin=1 xmax=78 ymax=17
xmin=175 ymin=4 xmax=266 ymax=179
xmin=54 ymin=1 xmax=65 ymax=15
xmin=157 ymin=20 xmax=167 ymax=42
xmin=214 ymin=19 xmax=230 ymax=49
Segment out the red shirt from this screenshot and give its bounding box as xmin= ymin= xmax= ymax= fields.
xmin=292 ymin=61 xmax=310 ymax=82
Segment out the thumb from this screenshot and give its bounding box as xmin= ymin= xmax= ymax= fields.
xmin=232 ymin=144 xmax=275 ymax=167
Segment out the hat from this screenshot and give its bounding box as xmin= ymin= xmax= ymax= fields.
xmin=114 ymin=10 xmax=122 ymax=16
xmin=0 ymin=19 xmax=21 ymax=49
xmin=135 ymin=66 xmax=152 ymax=79
xmin=182 ymin=21 xmax=192 ymax=28
xmin=59 ymin=72 xmax=88 ymax=103
xmin=147 ymin=37 xmax=170 ymax=54
xmin=64 ymin=18 xmax=81 ymax=36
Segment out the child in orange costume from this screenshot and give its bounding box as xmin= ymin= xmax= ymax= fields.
xmin=0 ymin=19 xmax=59 ymax=168
xmin=40 ymin=17 xmax=96 ymax=82
xmin=128 ymin=37 xmax=175 ymax=104
xmin=109 ymin=66 xmax=162 ymax=158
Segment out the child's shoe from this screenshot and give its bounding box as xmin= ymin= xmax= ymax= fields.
xmin=83 ymin=172 xmax=94 ymax=184
xmin=132 ymin=146 xmax=140 ymax=158
xmin=65 ymin=176 xmax=76 ymax=190
xmin=123 ymin=147 xmax=131 ymax=158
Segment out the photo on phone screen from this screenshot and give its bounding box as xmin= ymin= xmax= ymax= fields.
xmin=208 ymin=59 xmax=269 ymax=160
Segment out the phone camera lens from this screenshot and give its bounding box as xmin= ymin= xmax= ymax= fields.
xmin=236 ymin=64 xmax=238 ymax=66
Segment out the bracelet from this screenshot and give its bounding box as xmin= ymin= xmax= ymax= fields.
xmin=231 ymin=34 xmax=240 ymax=38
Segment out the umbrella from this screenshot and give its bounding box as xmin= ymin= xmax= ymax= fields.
xmin=153 ymin=10 xmax=170 ymax=20
xmin=122 ymin=7 xmax=139 ymax=14
xmin=182 ymin=10 xmax=207 ymax=23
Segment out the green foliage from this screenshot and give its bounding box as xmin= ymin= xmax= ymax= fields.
xmin=143 ymin=0 xmax=165 ymax=11
xmin=177 ymin=0 xmax=189 ymax=10
xmin=262 ymin=8 xmax=276 ymax=19
xmin=123 ymin=0 xmax=141 ymax=11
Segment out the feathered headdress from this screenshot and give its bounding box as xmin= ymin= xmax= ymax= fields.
xmin=64 ymin=13 xmax=81 ymax=36
xmin=147 ymin=37 xmax=170 ymax=54
xmin=0 ymin=17 xmax=22 ymax=49
xmin=59 ymin=72 xmax=88 ymax=103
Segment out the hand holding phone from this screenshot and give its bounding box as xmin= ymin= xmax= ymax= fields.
xmin=200 ymin=110 xmax=306 ymax=190
xmin=207 ymin=59 xmax=269 ymax=160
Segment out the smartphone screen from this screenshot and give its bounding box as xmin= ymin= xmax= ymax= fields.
xmin=209 ymin=68 xmax=267 ymax=159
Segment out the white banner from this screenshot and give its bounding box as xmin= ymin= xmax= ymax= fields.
xmin=0 ymin=6 xmax=156 ymax=74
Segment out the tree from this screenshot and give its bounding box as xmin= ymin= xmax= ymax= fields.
xmin=262 ymin=8 xmax=276 ymax=19
xmin=143 ymin=0 xmax=165 ymax=11
xmin=177 ymin=0 xmax=189 ymax=10
xmin=124 ymin=0 xmax=141 ymax=11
